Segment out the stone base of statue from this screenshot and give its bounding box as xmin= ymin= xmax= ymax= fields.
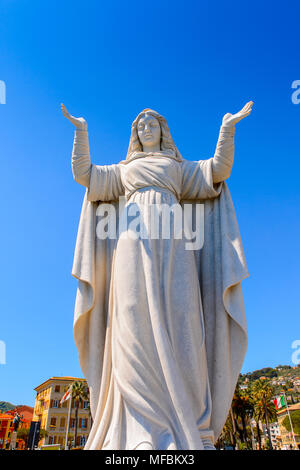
xmin=9 ymin=431 xmax=17 ymax=450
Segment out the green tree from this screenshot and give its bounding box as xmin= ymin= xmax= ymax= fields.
xmin=218 ymin=410 xmax=236 ymax=449
xmin=38 ymin=428 xmax=48 ymax=444
xmin=252 ymin=406 xmax=262 ymax=450
xmin=251 ymin=380 xmax=277 ymax=450
xmin=16 ymin=427 xmax=29 ymax=447
xmin=17 ymin=427 xmax=48 ymax=448
xmin=282 ymin=410 xmax=300 ymax=435
xmin=71 ymin=381 xmax=89 ymax=448
xmin=232 ymin=385 xmax=253 ymax=448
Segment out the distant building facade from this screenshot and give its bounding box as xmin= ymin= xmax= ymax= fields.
xmin=33 ymin=377 xmax=91 ymax=448
xmin=0 ymin=413 xmax=13 ymax=449
xmin=261 ymin=421 xmax=281 ymax=449
xmin=0 ymin=406 xmax=33 ymax=449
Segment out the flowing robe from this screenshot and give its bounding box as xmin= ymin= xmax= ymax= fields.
xmin=72 ymin=152 xmax=249 ymax=450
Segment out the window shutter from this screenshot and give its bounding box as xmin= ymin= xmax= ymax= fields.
xmin=50 ymin=399 xmax=53 ymax=408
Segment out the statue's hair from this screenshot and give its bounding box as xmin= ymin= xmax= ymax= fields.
xmin=125 ymin=109 xmax=182 ymax=162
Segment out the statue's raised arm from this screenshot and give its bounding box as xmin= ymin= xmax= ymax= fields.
xmin=61 ymin=103 xmax=88 ymax=130
xmin=212 ymin=101 xmax=254 ymax=183
xmin=61 ymin=103 xmax=91 ymax=187
xmin=222 ymin=100 xmax=253 ymax=128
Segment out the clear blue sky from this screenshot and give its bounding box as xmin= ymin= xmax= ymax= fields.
xmin=0 ymin=0 xmax=299 ymax=407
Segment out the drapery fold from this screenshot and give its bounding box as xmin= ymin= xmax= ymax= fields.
xmin=72 ymin=182 xmax=248 ymax=446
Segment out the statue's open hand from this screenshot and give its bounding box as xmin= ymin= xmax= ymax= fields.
xmin=222 ymin=101 xmax=253 ymax=128
xmin=61 ymin=103 xmax=88 ymax=131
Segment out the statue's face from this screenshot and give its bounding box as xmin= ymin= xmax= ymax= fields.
xmin=137 ymin=114 xmax=161 ymax=150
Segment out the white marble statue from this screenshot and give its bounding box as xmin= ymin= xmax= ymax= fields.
xmin=62 ymin=102 xmax=253 ymax=450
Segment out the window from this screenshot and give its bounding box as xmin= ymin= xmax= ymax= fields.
xmin=81 ymin=418 xmax=87 ymax=429
xmin=48 ymin=436 xmax=54 ymax=444
xmin=80 ymin=436 xmax=86 ymax=446
xmin=71 ymin=418 xmax=75 ymax=428
xmin=83 ymin=401 xmax=89 ymax=409
xmin=50 ymin=417 xmax=56 ymax=428
xmin=52 ymin=400 xmax=59 ymax=408
xmin=55 ymin=385 xmax=60 ymax=393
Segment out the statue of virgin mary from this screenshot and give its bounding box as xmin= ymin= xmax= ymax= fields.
xmin=61 ymin=102 xmax=253 ymax=450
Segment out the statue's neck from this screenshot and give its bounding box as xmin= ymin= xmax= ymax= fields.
xmin=142 ymin=144 xmax=161 ymax=153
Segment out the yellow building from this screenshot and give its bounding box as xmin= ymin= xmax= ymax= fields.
xmin=33 ymin=377 xmax=91 ymax=448
xmin=277 ymin=403 xmax=300 ymax=450
xmin=0 ymin=413 xmax=13 ymax=449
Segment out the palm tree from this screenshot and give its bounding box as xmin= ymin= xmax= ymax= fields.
xmin=219 ymin=409 xmax=236 ymax=449
xmin=251 ymin=380 xmax=277 ymax=450
xmin=71 ymin=381 xmax=89 ymax=448
xmin=252 ymin=409 xmax=262 ymax=450
xmin=231 ymin=385 xmax=253 ymax=447
xmin=86 ymin=400 xmax=93 ymax=429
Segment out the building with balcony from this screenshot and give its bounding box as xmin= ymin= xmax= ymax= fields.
xmin=261 ymin=421 xmax=281 ymax=449
xmin=33 ymin=376 xmax=91 ymax=448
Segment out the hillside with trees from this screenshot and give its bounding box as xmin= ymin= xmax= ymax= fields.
xmin=0 ymin=401 xmax=16 ymax=412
